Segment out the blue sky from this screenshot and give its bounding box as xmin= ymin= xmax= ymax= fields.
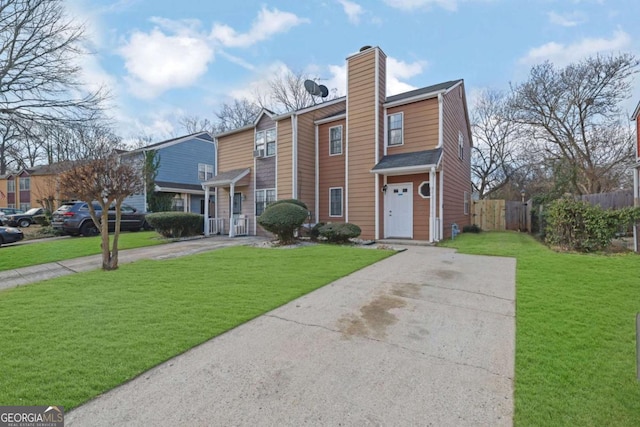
xmin=68 ymin=0 xmax=640 ymax=140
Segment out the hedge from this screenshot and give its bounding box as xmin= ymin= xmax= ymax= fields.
xmin=145 ymin=212 xmax=204 ymax=238
xmin=318 ymin=222 xmax=361 ymax=243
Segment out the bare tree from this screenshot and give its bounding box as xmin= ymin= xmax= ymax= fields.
xmin=0 ymin=0 xmax=108 ymax=171
xmin=179 ymin=115 xmax=215 ymax=135
xmin=59 ymin=153 xmax=143 ymax=270
xmin=256 ymin=69 xmax=336 ymax=113
xmin=510 ymin=54 xmax=639 ymax=194
xmin=471 ymin=90 xmax=522 ymax=198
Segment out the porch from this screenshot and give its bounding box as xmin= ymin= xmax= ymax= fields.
xmin=207 ymin=216 xmax=250 ymax=237
xmin=201 ymin=167 xmax=251 ymax=238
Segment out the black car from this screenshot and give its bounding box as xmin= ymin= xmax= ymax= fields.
xmin=52 ymin=201 xmax=149 ymax=236
xmin=0 ymin=226 xmax=24 ymax=246
xmin=0 ymin=207 xmax=24 ymax=225
xmin=3 ymin=207 xmax=44 ymax=227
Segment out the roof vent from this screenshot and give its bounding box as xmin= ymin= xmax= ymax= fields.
xmin=359 ymin=45 xmax=372 ymax=52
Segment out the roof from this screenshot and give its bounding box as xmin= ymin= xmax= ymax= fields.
xmin=371 ymin=148 xmax=442 ymax=175
xmin=128 ymin=131 xmax=214 ymax=154
xmin=385 ymin=80 xmax=462 ymax=104
xmin=155 ymin=181 xmax=205 ymax=192
xmin=201 ymin=168 xmax=251 ymax=187
xmin=632 ymin=101 xmax=640 ymax=121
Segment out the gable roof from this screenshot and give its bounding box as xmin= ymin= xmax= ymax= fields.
xmin=632 ymin=101 xmax=640 ymax=121
xmin=128 ymin=131 xmax=215 ymax=154
xmin=371 ymin=148 xmax=442 ymax=175
xmin=385 ymin=80 xmax=462 ymax=106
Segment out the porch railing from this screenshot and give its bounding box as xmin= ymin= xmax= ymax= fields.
xmin=233 ymin=216 xmax=249 ymax=236
xmin=208 ymin=218 xmax=225 ymax=235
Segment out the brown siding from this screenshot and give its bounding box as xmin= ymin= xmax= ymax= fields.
xmin=386 ymin=98 xmax=439 ymax=154
xmin=276 ymin=119 xmax=292 ymax=200
xmin=441 ymin=82 xmax=472 ymax=238
xmin=256 ymin=113 xmax=275 ymax=131
xmin=217 ymin=128 xmax=254 ymax=227
xmin=346 ymin=47 xmax=385 ymax=239
xmin=256 ymin=156 xmax=275 ymax=189
xmin=387 ymin=174 xmax=431 ymax=240
xmin=318 ymin=119 xmax=346 ymax=222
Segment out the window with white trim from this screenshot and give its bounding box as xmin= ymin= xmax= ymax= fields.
xmin=458 ymin=131 xmax=464 ymax=160
xmin=329 ymin=187 xmax=343 ymax=217
xmin=7 ymin=180 xmax=15 ymax=192
xmin=255 ymin=188 xmax=276 ymax=216
xmin=19 ymin=177 xmax=30 ymax=191
xmin=198 ymin=163 xmax=213 ymax=181
xmin=329 ymin=125 xmax=342 ymax=155
xmin=464 ymin=191 xmax=469 ymax=215
xmin=388 ymin=113 xmax=403 ymax=146
xmin=255 ymin=128 xmax=276 ymax=156
xmin=418 ymin=181 xmax=430 ymax=198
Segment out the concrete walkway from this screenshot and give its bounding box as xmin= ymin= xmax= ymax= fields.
xmin=65 ymin=245 xmax=516 ymax=427
xmin=0 ymin=236 xmax=266 ymax=291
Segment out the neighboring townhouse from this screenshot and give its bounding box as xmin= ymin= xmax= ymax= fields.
xmin=124 ymin=131 xmax=216 ymax=215
xmin=0 ymin=162 xmax=74 ymax=211
xmin=631 ymin=102 xmax=640 ymax=252
xmin=203 ymin=45 xmax=472 ymax=241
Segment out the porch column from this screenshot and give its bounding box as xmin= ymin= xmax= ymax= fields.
xmin=229 ymin=182 xmax=235 ymax=237
xmin=204 ymin=185 xmax=210 ymax=236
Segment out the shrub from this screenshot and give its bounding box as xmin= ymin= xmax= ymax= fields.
xmin=318 ymin=222 xmax=361 ymax=243
xmin=545 ymin=198 xmax=640 ymax=252
xmin=267 ymin=198 xmax=308 ymax=210
xmin=33 ymin=214 xmax=50 ymax=226
xmin=145 ymin=212 xmax=204 ymax=238
xmin=257 ymin=202 xmax=308 ymax=244
xmin=310 ymin=222 xmax=326 ymax=241
xmin=462 ymin=224 xmax=481 ymax=233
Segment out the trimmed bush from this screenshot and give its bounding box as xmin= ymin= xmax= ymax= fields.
xmin=318 ymin=222 xmax=361 ymax=243
xmin=462 ymin=224 xmax=481 ymax=233
xmin=145 ymin=212 xmax=204 ymax=238
xmin=310 ymin=222 xmax=326 ymax=241
xmin=257 ymin=202 xmax=308 ymax=244
xmin=267 ymin=198 xmax=308 ymax=210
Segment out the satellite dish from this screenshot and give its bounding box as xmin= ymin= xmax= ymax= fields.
xmin=319 ymin=85 xmax=329 ymax=98
xmin=304 ymin=79 xmax=322 ymax=96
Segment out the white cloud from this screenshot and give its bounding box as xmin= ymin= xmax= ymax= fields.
xmin=547 ymin=10 xmax=587 ymax=27
xmin=387 ymin=57 xmax=428 ymax=95
xmin=519 ymin=29 xmax=631 ymax=66
xmin=210 ymin=7 xmax=309 ymax=48
xmin=383 ymin=0 xmax=459 ymax=12
xmin=119 ymin=28 xmax=214 ymax=99
xmin=337 ymin=0 xmax=365 ymax=24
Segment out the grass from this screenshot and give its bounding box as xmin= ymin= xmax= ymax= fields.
xmin=0 ymin=231 xmax=164 ymax=271
xmin=0 ymin=244 xmax=393 ymax=409
xmin=440 ymin=232 xmax=640 ymax=426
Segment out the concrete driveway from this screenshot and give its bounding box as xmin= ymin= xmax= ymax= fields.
xmin=66 ymin=245 xmax=515 ymax=427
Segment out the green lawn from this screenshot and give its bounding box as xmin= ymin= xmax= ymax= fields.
xmin=0 ymin=245 xmax=393 ymax=409
xmin=0 ymin=231 xmax=164 ymax=271
xmin=440 ymin=232 xmax=640 ymax=426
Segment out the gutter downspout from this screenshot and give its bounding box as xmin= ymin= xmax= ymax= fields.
xmin=438 ymin=93 xmax=444 ymax=240
xmin=315 ymin=124 xmax=319 ymax=225
xmin=430 ymin=166 xmax=436 ymax=243
xmin=374 ymin=48 xmax=380 ymax=240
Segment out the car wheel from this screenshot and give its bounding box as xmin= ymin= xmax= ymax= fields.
xmin=18 ymin=219 xmax=30 ymax=228
xmin=80 ymin=222 xmax=99 ymax=237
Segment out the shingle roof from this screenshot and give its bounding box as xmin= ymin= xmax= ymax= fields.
xmin=320 ymin=109 xmax=346 ymax=120
xmin=202 ymin=168 xmax=251 ymax=187
xmin=131 ymin=131 xmax=213 ymax=152
xmin=372 ymin=148 xmax=442 ymax=171
xmin=385 ymin=80 xmax=461 ymax=104
xmin=155 ymin=181 xmax=205 ymax=192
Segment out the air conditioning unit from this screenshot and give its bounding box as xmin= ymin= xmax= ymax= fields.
xmin=253 ymin=149 xmax=264 ymax=158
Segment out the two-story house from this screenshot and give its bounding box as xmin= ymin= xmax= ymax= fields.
xmin=0 ymin=162 xmax=75 ymax=212
xmin=202 ymin=46 xmax=472 ymax=242
xmin=124 ymin=131 xmax=216 ymax=215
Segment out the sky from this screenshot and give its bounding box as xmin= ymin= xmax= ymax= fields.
xmin=68 ymin=0 xmax=640 ymax=141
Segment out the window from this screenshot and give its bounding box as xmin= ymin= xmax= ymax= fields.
xmin=418 ymin=181 xmax=430 ymax=198
xmin=329 ymin=125 xmax=342 ymax=155
xmin=329 ymin=187 xmax=343 ymax=217
xmin=458 ymin=131 xmax=464 ymax=160
xmin=198 ymin=163 xmax=213 ymax=181
xmin=172 ymin=196 xmax=184 ymax=212
xmin=7 ymin=180 xmax=15 ymax=192
xmin=464 ymin=191 xmax=469 ymax=215
xmin=388 ymin=113 xmax=403 ymax=146
xmin=19 ymin=177 xmax=30 ymax=191
xmin=255 ymin=188 xmax=276 ymax=216
xmin=20 ymin=203 xmax=30 ymax=211
xmin=255 ymin=128 xmax=276 ymax=156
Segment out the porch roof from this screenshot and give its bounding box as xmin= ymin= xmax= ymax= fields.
xmin=370 ymin=148 xmax=442 ymax=176
xmin=155 ymin=181 xmax=205 ymax=195
xmin=201 ymin=167 xmax=250 ymax=188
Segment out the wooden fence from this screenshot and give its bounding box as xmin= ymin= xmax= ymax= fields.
xmin=472 ymin=199 xmax=532 ymax=232
xmin=580 ymin=190 xmax=633 ymax=209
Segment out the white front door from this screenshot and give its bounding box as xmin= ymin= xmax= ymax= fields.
xmin=385 ymin=183 xmax=413 ymax=238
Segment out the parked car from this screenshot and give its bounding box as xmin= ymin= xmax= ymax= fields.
xmin=0 ymin=207 xmax=24 ymax=225
xmin=52 ymin=201 xmax=149 ymax=236
xmin=0 ymin=226 xmax=24 ymax=246
xmin=3 ymin=207 xmax=44 ymax=228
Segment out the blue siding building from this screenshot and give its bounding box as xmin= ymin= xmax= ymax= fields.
xmin=124 ymin=131 xmax=216 ymax=214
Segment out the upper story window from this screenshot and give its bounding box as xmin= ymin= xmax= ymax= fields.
xmin=198 ymin=163 xmax=213 ymax=181
xmin=19 ymin=177 xmax=30 ymax=191
xmin=329 ymin=125 xmax=343 ymax=155
xmin=458 ymin=131 xmax=464 ymax=160
xmin=388 ymin=112 xmax=403 ymax=146
xmin=7 ymin=180 xmax=15 ymax=192
xmin=256 ymin=128 xmax=276 ymax=157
